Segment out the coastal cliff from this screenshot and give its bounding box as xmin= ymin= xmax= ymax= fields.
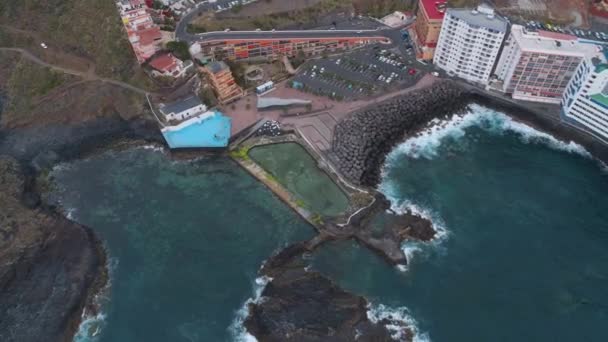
xmin=332 ymin=81 xmax=470 ymax=186
xmin=0 ymin=156 xmax=106 ymax=342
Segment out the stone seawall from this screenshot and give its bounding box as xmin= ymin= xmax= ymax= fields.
xmin=332 ymin=81 xmax=470 ymax=186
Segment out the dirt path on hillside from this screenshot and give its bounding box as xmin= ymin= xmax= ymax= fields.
xmin=0 ymin=47 xmax=151 ymax=95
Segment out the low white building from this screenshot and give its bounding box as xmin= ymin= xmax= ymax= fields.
xmin=159 ymin=95 xmax=207 ymax=122
xmin=561 ymin=50 xmax=608 ymax=143
xmin=433 ymin=4 xmax=508 ymax=85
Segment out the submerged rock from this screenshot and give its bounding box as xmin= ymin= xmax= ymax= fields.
xmin=0 ymin=156 xmax=106 ymax=342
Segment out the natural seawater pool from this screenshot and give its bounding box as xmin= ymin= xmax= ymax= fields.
xmin=49 ymin=147 xmax=314 ymax=342
xmin=311 ymin=104 xmax=608 ymax=342
xmin=248 ymin=142 xmax=349 ymax=217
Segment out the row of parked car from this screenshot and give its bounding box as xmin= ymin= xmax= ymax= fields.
xmin=526 ymin=21 xmax=608 ymax=42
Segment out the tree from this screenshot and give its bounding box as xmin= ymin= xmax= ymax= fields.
xmin=166 ymin=41 xmax=191 ymax=60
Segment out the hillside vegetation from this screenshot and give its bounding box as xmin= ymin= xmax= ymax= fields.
xmin=0 ymin=0 xmax=149 ymax=86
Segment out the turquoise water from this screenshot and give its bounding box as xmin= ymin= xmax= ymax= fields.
xmin=49 ymin=147 xmax=313 ymax=342
xmin=248 ymin=142 xmax=350 ymax=216
xmin=162 ymin=112 xmax=231 ymax=148
xmin=312 ymin=105 xmax=608 ymax=342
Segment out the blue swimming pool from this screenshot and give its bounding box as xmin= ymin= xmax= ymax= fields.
xmin=162 ymin=111 xmax=232 ymax=148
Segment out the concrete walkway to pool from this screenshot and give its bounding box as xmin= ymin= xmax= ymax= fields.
xmin=224 ymin=74 xmax=438 ymax=152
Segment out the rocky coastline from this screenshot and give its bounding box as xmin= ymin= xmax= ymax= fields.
xmin=244 ymin=237 xmax=414 ymax=342
xmin=331 ymin=80 xmax=471 ymax=186
xmin=0 ymin=114 xmax=163 ymax=342
xmin=1 ymin=75 xmax=607 ymax=341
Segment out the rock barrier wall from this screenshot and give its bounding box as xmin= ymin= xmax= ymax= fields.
xmin=332 ymin=81 xmax=470 ymax=186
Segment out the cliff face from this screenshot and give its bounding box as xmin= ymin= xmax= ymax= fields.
xmin=0 ymin=156 xmax=106 ymax=342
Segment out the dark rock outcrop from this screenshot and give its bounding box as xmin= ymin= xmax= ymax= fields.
xmin=332 ymin=81 xmax=470 ymax=186
xmin=0 ymin=156 xmax=106 ymax=342
xmin=245 ymin=239 xmax=413 ymax=342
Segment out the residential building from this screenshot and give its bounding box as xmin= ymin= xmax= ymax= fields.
xmin=116 ymin=0 xmax=163 ymax=63
xmin=495 ymin=25 xmax=600 ymax=104
xmin=149 ymin=53 xmax=193 ymax=77
xmin=201 ymin=61 xmax=243 ymax=104
xmin=433 ymin=4 xmax=508 ymax=85
xmin=411 ymin=0 xmax=447 ymax=60
xmin=190 ymin=36 xmax=389 ymax=62
xmin=561 ymin=49 xmax=608 ymax=143
xmin=159 ymin=95 xmax=207 ymax=122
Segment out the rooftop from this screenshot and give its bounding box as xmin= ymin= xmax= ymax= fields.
xmin=160 ymin=95 xmax=204 ymax=115
xmin=137 ymin=26 xmax=162 ymax=45
xmin=149 ymin=53 xmax=178 ymax=72
xmin=510 ymin=25 xmax=600 ymax=56
xmin=206 ymin=61 xmax=230 ymax=74
xmin=420 ymin=0 xmax=447 ymax=20
xmin=447 ymin=6 xmax=508 ymax=33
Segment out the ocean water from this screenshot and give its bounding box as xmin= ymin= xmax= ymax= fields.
xmin=49 ymin=147 xmax=314 ymax=342
xmin=312 ymin=104 xmax=608 ymax=342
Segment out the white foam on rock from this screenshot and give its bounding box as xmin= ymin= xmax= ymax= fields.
xmin=72 ymin=255 xmax=117 ymax=342
xmin=385 ymin=103 xmax=592 ymax=163
xmin=229 ymin=276 xmax=273 ymax=342
xmin=379 ymin=103 xmax=598 ymax=269
xmin=367 ymin=303 xmax=431 ymax=342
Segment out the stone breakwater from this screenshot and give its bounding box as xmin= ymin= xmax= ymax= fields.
xmin=332 ymin=81 xmax=470 ymax=186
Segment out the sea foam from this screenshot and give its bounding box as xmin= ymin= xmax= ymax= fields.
xmin=72 ymin=256 xmax=117 ymax=342
xmin=379 ymin=103 xmax=596 ymax=269
xmin=228 ymin=276 xmax=272 ymax=342
xmin=385 ymin=103 xmax=592 ymax=163
xmin=367 ymin=303 xmax=431 ymax=342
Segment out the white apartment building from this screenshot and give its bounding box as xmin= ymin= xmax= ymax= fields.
xmin=433 ymin=4 xmax=508 ymax=84
xmin=494 ymin=25 xmax=600 ymax=104
xmin=561 ymin=51 xmax=608 ymax=143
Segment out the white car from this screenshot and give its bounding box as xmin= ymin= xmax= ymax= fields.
xmin=431 ymin=71 xmax=439 ymax=77
xmin=40 ymin=42 xmax=48 ymax=49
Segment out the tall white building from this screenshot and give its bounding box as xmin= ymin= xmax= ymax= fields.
xmin=433 ymin=4 xmax=508 ymax=84
xmin=494 ymin=25 xmax=600 ymax=104
xmin=561 ymin=50 xmax=608 ymax=143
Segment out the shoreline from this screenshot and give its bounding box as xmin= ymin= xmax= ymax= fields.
xmin=1 ymin=80 xmax=607 ymax=341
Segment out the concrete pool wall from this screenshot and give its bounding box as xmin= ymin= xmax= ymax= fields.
xmin=229 ymin=132 xmax=373 ymax=228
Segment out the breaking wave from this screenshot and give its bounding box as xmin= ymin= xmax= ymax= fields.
xmin=228 ymin=276 xmax=272 ymax=342
xmin=385 ymin=103 xmax=591 ymax=162
xmin=73 ymin=257 xmax=117 ymax=342
xmin=379 ymin=103 xmax=597 ymax=269
xmin=367 ymin=303 xmax=431 ymax=342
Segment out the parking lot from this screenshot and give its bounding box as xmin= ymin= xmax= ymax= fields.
xmin=291 ymin=45 xmax=424 ymax=101
xmin=523 ymin=21 xmax=608 ymax=42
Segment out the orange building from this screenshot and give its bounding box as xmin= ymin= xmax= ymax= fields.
xmin=412 ymin=0 xmax=447 ymax=60
xmin=202 ymin=61 xmax=243 ymax=104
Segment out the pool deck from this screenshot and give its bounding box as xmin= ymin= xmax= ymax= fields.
xmin=223 ymin=74 xmax=438 ymax=152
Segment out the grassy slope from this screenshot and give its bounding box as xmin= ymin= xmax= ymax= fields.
xmin=0 ymin=1 xmax=152 ymax=127
xmin=0 ymin=0 xmax=152 ymax=87
xmin=4 ymin=57 xmax=76 ymax=115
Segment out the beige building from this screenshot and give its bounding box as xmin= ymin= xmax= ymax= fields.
xmin=412 ymin=0 xmax=447 ymax=60
xmin=202 ymin=61 xmax=243 ymax=104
